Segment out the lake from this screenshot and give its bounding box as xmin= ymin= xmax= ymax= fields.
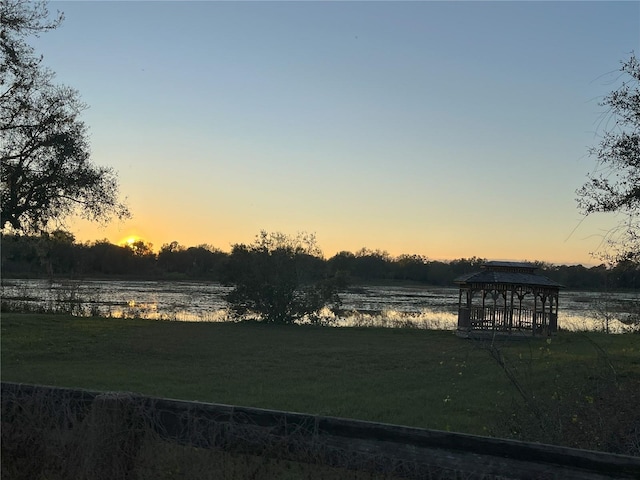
xmin=1 ymin=279 xmax=638 ymax=332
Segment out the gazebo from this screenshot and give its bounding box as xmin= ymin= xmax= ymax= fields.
xmin=454 ymin=261 xmax=562 ymax=337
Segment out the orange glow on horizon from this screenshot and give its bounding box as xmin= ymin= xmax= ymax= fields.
xmin=119 ymin=235 xmax=142 ymax=247
xmin=68 ymin=217 xmax=600 ymax=266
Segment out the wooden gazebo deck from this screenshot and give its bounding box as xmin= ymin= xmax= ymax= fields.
xmin=454 ymin=261 xmax=563 ymax=337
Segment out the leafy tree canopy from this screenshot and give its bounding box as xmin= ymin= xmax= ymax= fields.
xmin=1 ymin=0 xmax=129 ymax=233
xmin=223 ymin=231 xmax=344 ymax=324
xmin=577 ymin=53 xmax=640 ymax=262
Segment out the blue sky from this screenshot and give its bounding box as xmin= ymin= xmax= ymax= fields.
xmin=35 ymin=1 xmax=639 ymax=264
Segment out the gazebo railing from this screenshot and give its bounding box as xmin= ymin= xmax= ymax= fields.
xmin=460 ymin=306 xmax=552 ymax=332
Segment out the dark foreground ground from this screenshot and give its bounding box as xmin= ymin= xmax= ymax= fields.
xmin=2 ymin=313 xmax=639 ymax=453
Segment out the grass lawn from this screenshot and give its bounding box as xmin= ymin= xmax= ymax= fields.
xmin=2 ymin=313 xmax=639 ymax=440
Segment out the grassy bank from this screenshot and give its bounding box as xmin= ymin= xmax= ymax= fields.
xmin=2 ymin=313 xmax=639 ymax=449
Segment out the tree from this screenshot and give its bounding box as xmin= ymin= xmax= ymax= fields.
xmin=393 ymin=254 xmax=430 ymax=282
xmin=352 ymin=248 xmax=392 ymax=279
xmin=1 ymin=0 xmax=129 ymax=233
xmin=158 ymin=241 xmax=188 ymax=274
xmin=223 ymin=231 xmax=344 ymax=324
xmin=39 ymin=228 xmax=79 ymax=276
xmin=577 ymin=53 xmax=640 ymax=262
xmin=124 ymin=240 xmax=154 ymax=258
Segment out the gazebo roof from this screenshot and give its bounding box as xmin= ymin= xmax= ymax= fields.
xmin=454 ymin=261 xmax=563 ymax=288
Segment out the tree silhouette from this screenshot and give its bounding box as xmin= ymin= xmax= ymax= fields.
xmin=223 ymin=231 xmax=343 ymax=324
xmin=1 ymin=0 xmax=129 ymax=233
xmin=577 ymin=53 xmax=640 ymax=262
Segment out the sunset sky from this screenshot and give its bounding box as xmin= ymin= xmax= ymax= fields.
xmin=34 ymin=1 xmax=639 ymax=265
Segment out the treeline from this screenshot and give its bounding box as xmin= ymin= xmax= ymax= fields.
xmin=1 ymin=232 xmax=639 ymax=290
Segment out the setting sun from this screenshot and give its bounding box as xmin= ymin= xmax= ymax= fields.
xmin=120 ymin=235 xmax=141 ymax=247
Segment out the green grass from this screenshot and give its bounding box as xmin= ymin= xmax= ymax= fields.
xmin=2 ymin=313 xmax=639 ymax=439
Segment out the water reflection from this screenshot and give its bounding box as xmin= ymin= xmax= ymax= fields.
xmin=1 ymin=279 xmax=637 ymax=332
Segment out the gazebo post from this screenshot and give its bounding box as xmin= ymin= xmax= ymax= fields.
xmin=509 ymin=289 xmax=514 ymax=330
